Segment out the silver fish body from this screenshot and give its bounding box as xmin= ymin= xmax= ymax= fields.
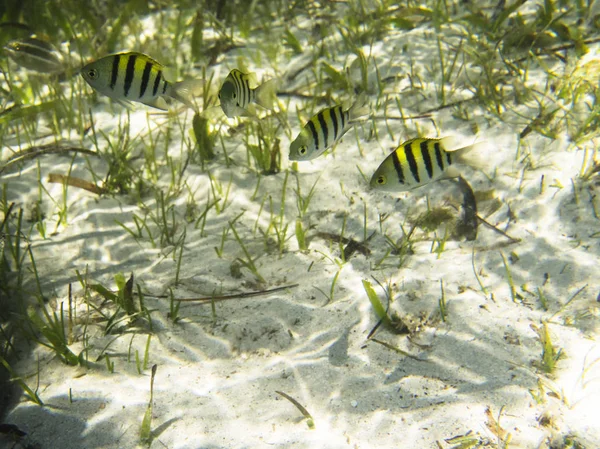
xmin=80 ymin=52 xmax=194 ymax=110
xmin=289 ymin=93 xmax=367 ymax=161
xmin=289 ymin=105 xmax=349 ymax=161
xmin=219 ymin=69 xmax=277 ymax=118
xmin=370 ymin=137 xmax=483 ymax=192
xmin=4 ymin=36 xmax=64 ymax=73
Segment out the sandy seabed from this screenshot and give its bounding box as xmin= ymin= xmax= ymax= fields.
xmin=1 ymin=3 xmax=599 ymax=449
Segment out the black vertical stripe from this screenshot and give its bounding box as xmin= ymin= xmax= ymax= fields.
xmin=233 ymin=71 xmax=244 ymax=106
xmin=139 ymin=61 xmax=152 ymax=98
xmin=443 ymin=139 xmax=452 ymax=166
xmin=162 ymin=79 xmax=168 ymax=95
xmin=420 ymin=140 xmax=433 ymax=179
xmin=110 ymin=54 xmax=120 ymax=90
xmin=242 ymin=76 xmax=250 ymax=108
xmin=434 ymin=141 xmax=444 ymax=170
xmin=237 ymin=75 xmax=243 ymax=106
xmin=123 ymin=54 xmax=137 ymax=97
xmin=232 ymin=72 xmax=240 ymax=105
xmin=307 ymin=120 xmax=319 ymax=152
xmin=392 ymin=149 xmax=405 ymax=184
xmin=404 ymin=142 xmax=420 ymax=183
xmin=153 ymin=70 xmax=162 ymax=96
xmin=340 ymin=108 xmax=347 ymax=129
xmin=232 ymin=73 xmax=240 ymax=105
xmin=317 ymin=110 xmax=329 ymax=148
xmin=330 ymin=106 xmax=339 ymax=140
xmin=338 ymin=107 xmax=346 ymax=134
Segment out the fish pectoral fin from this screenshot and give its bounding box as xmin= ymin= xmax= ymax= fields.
xmin=141 ymin=97 xmax=169 ymax=111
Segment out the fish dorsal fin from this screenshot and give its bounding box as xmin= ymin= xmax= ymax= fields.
xmin=120 ymin=51 xmax=167 ymax=74
xmin=347 ymin=92 xmax=369 ymax=120
xmin=128 ymin=52 xmax=163 ymax=67
xmin=254 ymin=78 xmax=279 ymax=110
xmin=246 ymin=71 xmax=259 ymax=89
xmin=395 ymin=137 xmax=420 ymax=151
xmin=439 ymin=136 xmax=479 ymax=152
xmin=452 ymin=140 xmax=490 ymax=172
xmin=160 ymin=65 xmax=177 ymax=83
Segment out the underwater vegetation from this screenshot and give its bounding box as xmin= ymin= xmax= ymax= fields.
xmin=0 ymin=0 xmax=599 ymax=447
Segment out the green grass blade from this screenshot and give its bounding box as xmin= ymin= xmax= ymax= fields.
xmin=362 ymin=280 xmax=392 ymax=328
xmin=276 ymin=390 xmax=314 ymax=429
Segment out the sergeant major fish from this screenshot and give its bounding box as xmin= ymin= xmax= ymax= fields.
xmin=370 ymin=137 xmax=486 ymax=192
xmin=218 ymin=69 xmax=278 ymax=118
xmin=80 ymin=52 xmax=196 ymax=110
xmin=4 ymin=36 xmax=64 ymax=74
xmin=289 ymin=94 xmax=368 ymax=161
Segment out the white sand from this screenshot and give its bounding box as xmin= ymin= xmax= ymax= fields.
xmin=1 ymin=4 xmax=599 ymax=449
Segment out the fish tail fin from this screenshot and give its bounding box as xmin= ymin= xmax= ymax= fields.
xmin=170 ymin=79 xmax=203 ymax=110
xmin=254 ymin=78 xmax=279 ymax=110
xmin=348 ymin=91 xmax=370 ymax=121
xmin=444 ymin=137 xmax=491 ymax=172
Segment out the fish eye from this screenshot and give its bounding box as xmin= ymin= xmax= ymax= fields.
xmin=376 ymin=176 xmax=386 ymax=185
xmin=299 ymin=146 xmax=307 ymax=155
xmin=87 ymin=69 xmax=98 ymax=79
xmin=233 ymin=93 xmax=237 ymax=99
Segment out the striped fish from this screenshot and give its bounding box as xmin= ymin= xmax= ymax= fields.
xmin=289 ymin=93 xmax=367 ymax=161
xmin=218 ymin=69 xmax=277 ymax=118
xmin=370 ymin=137 xmax=483 ymax=192
xmin=80 ymin=52 xmax=195 ymax=110
xmin=4 ymin=36 xmax=64 ymax=74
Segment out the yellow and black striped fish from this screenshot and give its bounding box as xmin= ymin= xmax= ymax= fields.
xmin=218 ymin=69 xmax=277 ymax=118
xmin=370 ymin=137 xmax=482 ymax=192
xmin=80 ymin=52 xmax=195 ymax=110
xmin=289 ymin=94 xmax=367 ymax=161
